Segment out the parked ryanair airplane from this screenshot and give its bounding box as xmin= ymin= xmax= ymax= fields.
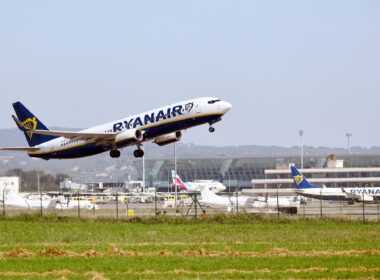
xmin=291 ymin=165 xmax=380 ymax=202
xmin=0 ymin=98 xmax=231 ymax=160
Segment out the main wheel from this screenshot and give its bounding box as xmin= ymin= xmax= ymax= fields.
xmin=133 ymin=149 xmax=144 ymax=158
xmin=110 ymin=150 xmax=121 ymax=158
xmin=139 ymin=150 xmax=144 ymax=157
xmin=209 ymin=127 xmax=215 ymax=133
xmin=133 ymin=150 xmax=139 ymax=158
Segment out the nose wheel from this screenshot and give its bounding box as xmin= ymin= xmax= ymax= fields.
xmin=110 ymin=150 xmax=121 ymax=158
xmin=133 ymin=149 xmax=144 ymax=158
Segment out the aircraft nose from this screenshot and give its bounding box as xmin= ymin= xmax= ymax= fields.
xmin=219 ymin=101 xmax=232 ymax=114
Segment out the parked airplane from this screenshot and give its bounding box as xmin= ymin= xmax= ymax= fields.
xmin=1 ymin=193 xmax=57 ymax=209
xmin=197 ymin=185 xmax=251 ymax=208
xmin=171 ymin=170 xmax=226 ymax=193
xmin=197 ymin=185 xmax=299 ymax=213
xmin=0 ymin=98 xmax=231 ymax=160
xmin=290 ymin=165 xmax=380 ymax=202
xmin=56 ymin=199 xmax=98 ymax=210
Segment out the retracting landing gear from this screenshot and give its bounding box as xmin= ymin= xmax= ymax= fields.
xmin=208 ymin=117 xmax=221 ymax=133
xmin=133 ymin=143 xmax=144 ymax=158
xmin=110 ymin=150 xmax=121 ymax=158
xmin=133 ymin=149 xmax=144 ymax=158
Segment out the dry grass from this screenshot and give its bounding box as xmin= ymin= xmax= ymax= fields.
xmin=1 ymin=247 xmax=380 ymax=258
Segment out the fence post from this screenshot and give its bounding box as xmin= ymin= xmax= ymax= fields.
xmin=377 ymin=199 xmax=379 ymax=222
xmin=362 ymin=192 xmax=365 ymax=223
xmin=77 ymin=190 xmax=80 ymax=219
xmin=126 ymin=200 xmax=129 ymax=218
xmin=116 ymin=192 xmax=119 ymax=221
xmin=236 ymin=182 xmax=239 ymax=214
xmin=276 ymin=184 xmax=280 ymax=220
xmin=303 ymin=200 xmax=306 ymax=218
xmin=155 ymin=185 xmax=157 ymax=216
xmin=320 ymin=188 xmax=323 ymax=219
xmin=40 ymin=190 xmax=43 ymax=216
xmin=195 ymin=192 xmax=198 ymax=219
xmin=2 ymin=188 xmax=5 ymax=216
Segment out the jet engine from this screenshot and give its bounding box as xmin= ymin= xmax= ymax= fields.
xmin=357 ymin=195 xmax=374 ymax=202
xmin=154 ymin=131 xmax=182 ymax=146
xmin=115 ymin=129 xmax=143 ymax=143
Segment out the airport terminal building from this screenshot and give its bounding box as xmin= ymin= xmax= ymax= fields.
xmin=132 ymin=154 xmax=380 ymax=191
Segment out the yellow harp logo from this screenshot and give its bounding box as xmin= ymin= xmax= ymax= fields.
xmin=293 ymin=175 xmax=304 ymax=186
xmin=21 ymin=117 xmax=38 ymax=140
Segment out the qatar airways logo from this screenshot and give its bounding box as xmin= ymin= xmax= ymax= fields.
xmin=113 ymin=104 xmax=190 ymax=132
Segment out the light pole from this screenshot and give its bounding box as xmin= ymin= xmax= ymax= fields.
xmin=346 ymin=133 xmax=352 ymax=154
xmin=299 ymin=130 xmax=304 ymax=169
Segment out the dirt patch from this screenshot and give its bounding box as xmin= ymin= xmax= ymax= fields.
xmin=285 ymin=267 xmax=328 ymax=273
xmin=3 ymin=248 xmax=35 ymax=258
xmin=0 ymin=270 xmax=75 ymax=277
xmin=1 ymin=247 xmax=380 ymax=259
xmin=335 ymin=267 xmax=380 ymax=273
xmin=1 ymin=267 xmax=379 ymax=277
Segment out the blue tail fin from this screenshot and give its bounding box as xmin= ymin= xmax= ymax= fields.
xmin=12 ymin=102 xmax=58 ymax=147
xmin=290 ymin=165 xmax=317 ymax=189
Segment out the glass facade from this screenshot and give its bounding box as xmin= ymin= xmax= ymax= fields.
xmin=132 ymin=155 xmax=380 ymax=190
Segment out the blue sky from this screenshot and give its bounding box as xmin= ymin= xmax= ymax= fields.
xmin=0 ymin=1 xmax=379 ymax=147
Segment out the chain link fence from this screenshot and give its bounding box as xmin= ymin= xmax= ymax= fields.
xmin=1 ymin=192 xmax=380 ymax=222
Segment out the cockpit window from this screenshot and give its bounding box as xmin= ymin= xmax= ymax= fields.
xmin=208 ymin=99 xmax=221 ymax=104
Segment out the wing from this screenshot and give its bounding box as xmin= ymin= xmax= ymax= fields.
xmin=341 ymin=187 xmax=357 ymax=199
xmin=26 ymin=129 xmax=116 ymax=142
xmin=0 ymin=147 xmax=40 ymax=152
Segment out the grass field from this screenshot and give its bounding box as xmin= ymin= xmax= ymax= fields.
xmin=0 ymin=215 xmax=379 ymax=279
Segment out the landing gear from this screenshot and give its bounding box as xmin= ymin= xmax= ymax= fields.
xmin=133 ymin=149 xmax=144 ymax=158
xmin=208 ymin=117 xmax=221 ymax=133
xmin=110 ymin=150 xmax=121 ymax=158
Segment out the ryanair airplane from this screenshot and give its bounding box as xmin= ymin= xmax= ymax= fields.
xmin=0 ymin=97 xmax=231 ymax=160
xmin=291 ymin=165 xmax=380 ymax=203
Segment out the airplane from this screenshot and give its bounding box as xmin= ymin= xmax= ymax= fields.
xmin=56 ymin=198 xmax=98 ymax=210
xmin=197 ymin=185 xmax=299 ymax=212
xmin=0 ymin=98 xmax=231 ymax=160
xmin=197 ymin=184 xmax=251 ymax=208
xmin=171 ymin=170 xmax=226 ymax=193
xmin=290 ymin=165 xmax=380 ymax=202
xmin=1 ymin=192 xmax=57 ymax=209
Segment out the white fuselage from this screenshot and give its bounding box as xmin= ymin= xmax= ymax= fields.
xmin=27 ymin=97 xmax=231 ymax=159
xmin=296 ymin=187 xmax=380 ymax=202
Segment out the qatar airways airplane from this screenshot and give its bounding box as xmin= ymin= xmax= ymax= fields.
xmin=0 ymin=97 xmax=231 ymax=160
